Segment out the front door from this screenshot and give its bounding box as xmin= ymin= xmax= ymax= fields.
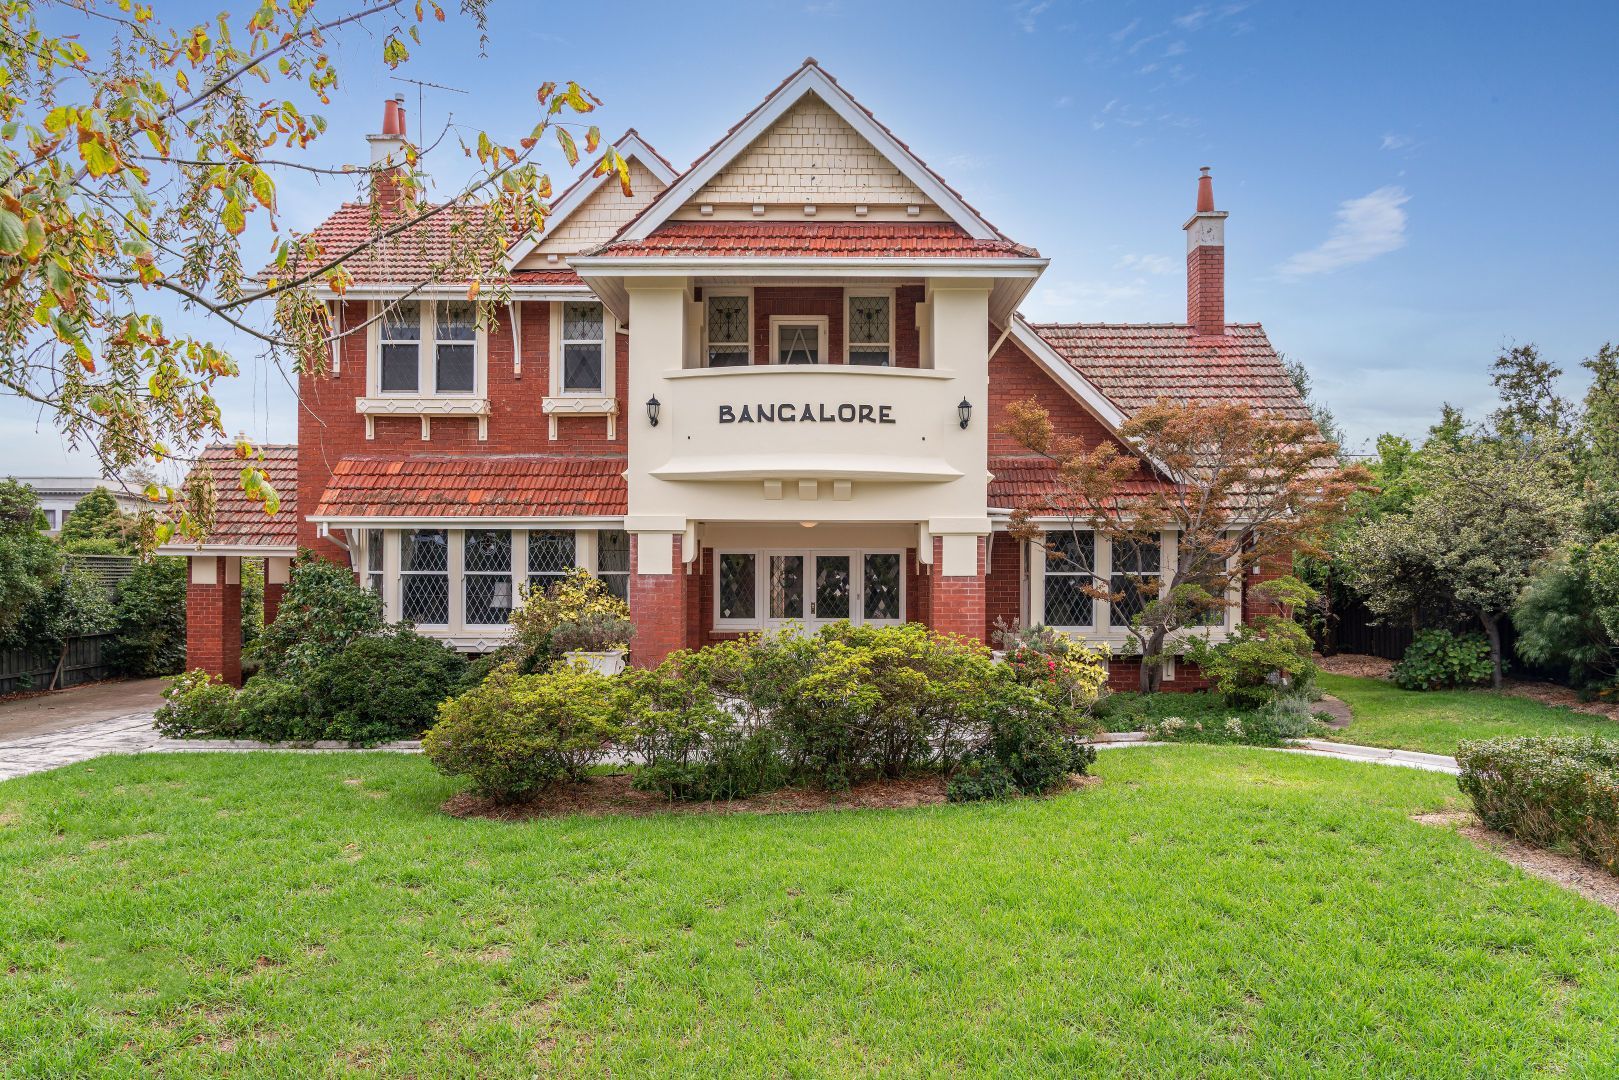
xmin=752 ymin=550 xmax=903 ymax=631
xmin=809 ymin=553 xmax=852 ymax=627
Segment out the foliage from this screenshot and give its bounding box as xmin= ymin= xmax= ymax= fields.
xmin=0 ymin=479 xmax=58 ymax=644
xmin=1003 ymin=396 xmax=1369 ymax=691
xmin=992 ymin=621 xmax=1110 ymax=721
xmin=251 ymin=552 xmax=384 ymax=682
xmin=1341 ymin=432 xmax=1577 ymax=687
xmin=1390 ymin=629 xmax=1494 ymax=691
xmin=1583 ymin=343 xmax=1619 ymax=488
xmin=1458 ymin=736 xmax=1619 ymax=874
xmin=152 ymin=669 xmax=240 ymax=739
xmin=0 ymin=2 xmax=623 ymax=541
xmin=235 ymin=675 xmax=306 ymax=741
xmin=33 ymin=561 xmax=117 ymax=647
xmin=300 ymin=630 xmax=467 ymax=745
xmin=240 ymin=557 xmax=265 ymax=656
xmin=509 ymin=568 xmax=632 ymax=657
xmin=1185 ymin=613 xmax=1318 ymax=709
xmin=1142 ymin=692 xmax=1321 ymax=747
xmin=958 ymin=679 xmax=1097 ymax=797
xmin=105 ymin=556 xmax=187 ymax=677
xmin=58 ymin=488 xmax=131 ymax=553
xmin=423 ymin=663 xmax=629 ymax=802
xmin=1512 ymin=548 xmax=1618 ymax=691
xmin=945 ymin=756 xmax=1019 ymax=802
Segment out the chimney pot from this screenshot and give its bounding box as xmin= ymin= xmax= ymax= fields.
xmin=1196 ymin=166 xmax=1215 ymax=212
xmin=382 ymin=97 xmax=406 ymax=137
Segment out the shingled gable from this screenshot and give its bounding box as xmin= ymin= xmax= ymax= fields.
xmin=504 ymin=130 xmax=678 ymax=269
xmin=610 ymin=58 xmax=1014 ymax=244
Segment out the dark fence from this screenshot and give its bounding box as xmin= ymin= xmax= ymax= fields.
xmin=0 ymin=633 xmax=117 ymax=695
xmin=1315 ymin=597 xmax=1542 ymax=675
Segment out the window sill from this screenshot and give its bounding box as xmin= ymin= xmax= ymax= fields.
xmin=541 ymin=395 xmax=618 ymax=440
xmin=356 ymin=396 xmax=490 ymax=441
xmin=664 ymin=366 xmax=953 ymax=380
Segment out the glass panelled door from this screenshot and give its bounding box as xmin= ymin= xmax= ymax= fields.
xmin=749 ymin=550 xmax=904 ymax=630
xmin=810 ymin=554 xmax=851 ymax=626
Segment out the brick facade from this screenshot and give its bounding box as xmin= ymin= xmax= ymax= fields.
xmin=185 ymin=558 xmax=242 ymax=687
xmin=925 ymin=536 xmax=987 ymax=642
xmin=628 ymin=534 xmax=690 ymax=668
xmin=1187 ymin=244 xmax=1225 ymax=338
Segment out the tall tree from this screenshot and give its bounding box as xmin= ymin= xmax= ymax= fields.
xmin=1341 ymin=434 xmax=1577 ymax=688
xmin=1005 ymin=398 xmax=1369 ymax=693
xmin=1490 ymin=343 xmax=1573 ymax=437
xmin=0 ymin=479 xmax=59 ymax=644
xmin=0 ymin=1 xmax=626 ymax=542
xmin=58 ymin=486 xmax=132 ymax=552
xmin=1583 ymin=342 xmax=1619 ymax=489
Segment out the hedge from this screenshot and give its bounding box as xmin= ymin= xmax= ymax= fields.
xmin=1456 ymin=735 xmax=1619 ymax=874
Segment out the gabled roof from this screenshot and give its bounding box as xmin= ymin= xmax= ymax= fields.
xmin=1026 ymin=323 xmax=1311 ymax=419
xmin=615 ymin=59 xmax=1017 ymax=244
xmin=589 ymin=221 xmax=1038 ymax=259
xmin=275 ymin=201 xmax=506 ymax=288
xmin=504 ymin=130 xmax=678 ymax=267
xmin=310 ymin=455 xmax=627 ymax=521
xmin=163 ymin=444 xmax=299 ymax=551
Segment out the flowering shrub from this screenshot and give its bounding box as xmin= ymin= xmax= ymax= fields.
xmin=1458 ymin=736 xmax=1619 ymax=874
xmin=996 ymin=624 xmax=1110 ymax=724
xmin=153 ymin=670 xmax=242 ymax=738
xmin=510 ymin=568 xmax=633 ymax=659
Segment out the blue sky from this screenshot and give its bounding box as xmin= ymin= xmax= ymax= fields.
xmin=8 ymin=0 xmax=1618 ymax=473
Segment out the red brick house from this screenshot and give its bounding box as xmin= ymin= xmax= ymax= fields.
xmin=169 ymin=60 xmax=1310 ymax=690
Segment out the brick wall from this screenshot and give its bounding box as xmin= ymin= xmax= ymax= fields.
xmin=185 ymin=558 xmax=242 ymax=686
xmin=1187 ymin=244 xmax=1225 ymax=337
xmin=1106 ymin=657 xmax=1211 ymax=693
xmin=628 ymin=534 xmax=689 ymax=667
xmin=984 ymin=532 xmax=1021 ymax=644
xmin=987 ymin=334 xmax=1136 ymax=459
xmin=927 ymin=536 xmax=987 ymax=643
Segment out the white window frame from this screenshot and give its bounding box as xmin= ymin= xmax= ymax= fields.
xmin=844 ymin=288 xmax=895 ymax=366
xmin=376 ymin=299 xmax=423 ymax=395
xmin=768 ymin=314 xmax=830 ymax=366
xmin=557 ymin=299 xmax=607 ymax=395
xmin=702 ymin=290 xmax=753 ymax=368
xmin=369 ymin=299 xmax=487 ymax=399
xmin=713 ymin=547 xmax=906 ymax=631
xmin=1032 ymin=529 xmax=1099 ymax=631
xmin=542 ymin=300 xmax=619 ymax=440
xmin=398 ymin=528 xmax=451 ymax=628
xmin=1108 ymin=533 xmax=1167 ymax=630
xmin=462 ymin=529 xmax=516 ymax=628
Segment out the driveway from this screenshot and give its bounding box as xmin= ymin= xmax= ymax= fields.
xmin=0 ymin=677 xmax=168 ymax=742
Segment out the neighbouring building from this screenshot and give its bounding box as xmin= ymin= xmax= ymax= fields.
xmin=166 ymin=60 xmax=1311 ymax=689
xmin=8 ymin=477 xmax=144 ymax=534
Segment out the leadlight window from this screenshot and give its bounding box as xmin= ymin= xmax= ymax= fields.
xmin=847 ymin=294 xmax=892 ymax=366
xmin=863 ymin=553 xmax=902 ymax=621
xmin=562 ymin=301 xmax=605 ymax=392
xmin=718 ymin=553 xmax=757 ymax=621
xmin=527 ymin=530 xmax=576 ymax=595
xmin=464 ymin=529 xmax=513 ymax=625
xmin=1044 ymin=530 xmax=1095 ymax=627
xmin=400 ymin=529 xmax=449 ymax=625
xmin=379 ymin=300 xmax=420 ymax=392
xmin=434 ymin=301 xmax=477 ymax=393
xmin=705 ymin=294 xmax=750 ymax=367
xmin=365 ymin=528 xmax=384 ymax=595
xmin=768 ymin=555 xmax=804 ymax=620
xmin=1110 ymin=537 xmax=1162 ymax=628
xmin=597 ymin=528 xmax=630 ymax=601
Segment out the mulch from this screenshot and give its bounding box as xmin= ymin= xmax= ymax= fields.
xmin=1412 ymin=810 xmax=1619 ymax=913
xmin=1316 ymin=653 xmax=1394 ymax=679
xmin=442 ymin=772 xmax=1102 ymax=821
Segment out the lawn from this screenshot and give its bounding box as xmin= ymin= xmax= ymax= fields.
xmin=4 ymin=750 xmax=1619 ymax=1076
xmin=1320 ymin=673 xmax=1619 ymax=756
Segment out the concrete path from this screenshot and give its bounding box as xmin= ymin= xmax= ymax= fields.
xmin=0 ymin=712 xmax=165 ymax=782
xmin=0 ymin=677 xmax=168 ymax=742
xmin=1092 ymin=730 xmax=1460 ymax=775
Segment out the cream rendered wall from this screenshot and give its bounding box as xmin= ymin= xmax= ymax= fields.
xmin=521 ymin=159 xmax=664 ymax=263
xmin=624 ymin=278 xmax=991 ymax=574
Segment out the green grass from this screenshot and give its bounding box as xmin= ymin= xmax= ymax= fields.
xmin=5 ymin=750 xmax=1619 ymax=1076
xmin=1320 ymin=673 xmax=1619 ymax=756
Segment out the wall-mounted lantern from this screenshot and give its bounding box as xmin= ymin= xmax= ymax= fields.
xmin=957 ymin=397 xmax=973 ymax=430
xmin=646 ymin=395 xmax=661 ymax=427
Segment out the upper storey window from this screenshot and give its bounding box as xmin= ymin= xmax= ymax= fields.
xmin=375 ymin=300 xmax=480 ymax=396
xmin=561 ymin=301 xmax=605 ymax=393
xmin=705 ymin=294 xmax=750 ymax=368
xmin=771 ymin=315 xmax=827 ymax=365
xmin=847 ymin=293 xmax=892 ymax=366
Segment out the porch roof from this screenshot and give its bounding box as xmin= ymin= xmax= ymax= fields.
xmin=310 ymin=455 xmax=628 ymax=521
xmin=162 ymin=444 xmax=299 ymax=551
xmin=581 ymin=220 xmax=1040 ymax=260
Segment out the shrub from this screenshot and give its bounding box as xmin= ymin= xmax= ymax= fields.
xmin=1391 ymin=629 xmax=1494 ymax=691
xmin=946 ymin=756 xmax=1018 ymax=802
xmin=994 ymin=622 xmax=1110 ymax=725
xmin=304 ymin=630 xmax=468 ymax=745
xmin=963 ymin=678 xmax=1096 ymax=795
xmin=153 ymin=670 xmax=240 ymax=738
xmin=235 ymin=675 xmax=306 ymax=741
xmin=251 ymin=554 xmax=384 ymax=682
xmin=509 ymin=568 xmax=632 ymax=662
xmin=1185 ymin=617 xmax=1317 ymax=709
xmin=105 ymin=557 xmax=187 ymax=677
xmin=1141 ymin=691 xmax=1321 ymax=747
xmin=1457 ymin=736 xmax=1619 ymax=874
xmin=423 ymin=663 xmax=630 ymax=801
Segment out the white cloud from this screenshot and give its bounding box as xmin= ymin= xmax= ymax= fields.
xmin=1380 ymin=132 xmax=1415 ymax=151
xmin=1164 ymin=39 xmax=1189 ymax=56
xmin=1173 ymin=6 xmax=1211 ymax=30
xmin=1013 ymin=0 xmax=1051 ymax=33
xmin=1110 ymin=18 xmax=1140 ymax=41
xmin=1118 ymin=253 xmax=1176 ymax=275
xmin=1279 ymin=186 xmax=1411 ymax=278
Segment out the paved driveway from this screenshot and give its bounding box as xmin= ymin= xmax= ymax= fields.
xmin=0 ymin=678 xmax=167 ymax=782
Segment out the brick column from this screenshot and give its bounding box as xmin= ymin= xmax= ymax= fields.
xmin=927 ymin=535 xmax=987 ymax=644
xmin=186 ymin=556 xmax=243 ymax=686
xmin=263 ymin=556 xmax=291 ymax=626
xmin=628 ymin=534 xmax=689 ymax=668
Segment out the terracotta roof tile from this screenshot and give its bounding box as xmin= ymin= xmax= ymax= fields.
xmin=587 ymin=220 xmax=1038 ymax=259
xmin=190 ymin=444 xmax=299 ymax=547
xmin=313 ymin=455 xmax=627 ymax=519
xmin=1027 ymin=323 xmax=1311 ymax=419
xmin=988 ymin=455 xmax=1175 ymax=513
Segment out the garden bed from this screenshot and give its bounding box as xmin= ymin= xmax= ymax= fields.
xmin=442 ymin=771 xmax=1102 ymax=820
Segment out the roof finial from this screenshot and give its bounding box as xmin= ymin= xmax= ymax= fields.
xmin=802 ymin=56 xmax=819 ymax=67
xmin=1196 ymin=166 xmax=1215 ymax=213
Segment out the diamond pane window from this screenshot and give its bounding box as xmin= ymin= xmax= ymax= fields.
xmin=464 ymin=530 xmax=512 ymax=625
xmin=769 ymin=555 xmax=804 ymax=620
xmin=1044 ymin=530 xmax=1095 ymax=627
xmin=399 ymin=529 xmax=448 ymax=625
xmin=848 ymin=295 xmax=891 ymax=366
xmin=1110 ymin=537 xmax=1162 ymax=628
xmin=527 ymin=530 xmax=576 ymax=594
xmin=365 ymin=528 xmax=384 ymax=595
xmin=863 ymin=553 xmax=902 ymax=621
xmin=562 ymin=301 xmax=604 ymax=392
xmin=705 ymin=295 xmax=750 ymax=367
xmin=814 ymin=555 xmax=851 ymax=619
xmin=434 ymin=302 xmax=476 ymax=393
xmin=597 ymin=529 xmax=630 ymax=601
xmin=718 ymin=553 xmax=757 ymax=621
xmin=379 ymin=301 xmax=420 ymax=392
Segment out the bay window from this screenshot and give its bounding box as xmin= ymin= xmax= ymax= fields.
xmin=597 ymin=528 xmax=630 ymax=600
xmin=400 ymin=529 xmax=450 ymax=625
xmin=365 ymin=528 xmax=383 ymax=595
xmin=561 ymin=301 xmax=605 ymax=393
xmin=704 ymin=293 xmax=750 ymax=367
xmin=527 ymin=530 xmax=576 ymax=595
xmin=1110 ymin=537 xmax=1162 ymax=628
xmin=463 ymin=530 xmax=513 ymax=625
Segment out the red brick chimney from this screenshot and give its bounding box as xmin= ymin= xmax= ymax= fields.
xmin=366 ymin=95 xmax=408 ymax=214
xmin=1183 ymin=166 xmax=1229 ymax=337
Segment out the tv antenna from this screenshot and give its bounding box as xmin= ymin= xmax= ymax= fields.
xmin=389 ymin=75 xmax=468 ymax=148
